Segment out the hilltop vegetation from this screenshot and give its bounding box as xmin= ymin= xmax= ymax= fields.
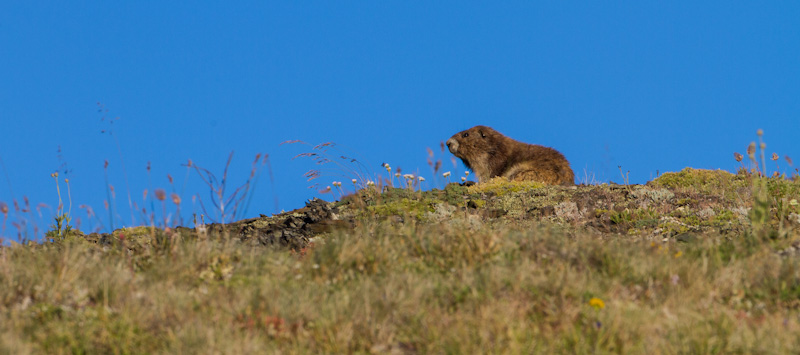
xmin=2 ymin=168 xmax=800 ymax=353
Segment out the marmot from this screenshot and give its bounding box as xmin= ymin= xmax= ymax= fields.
xmin=446 ymin=125 xmax=574 ymax=185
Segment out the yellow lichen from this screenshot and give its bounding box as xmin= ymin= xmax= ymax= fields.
xmin=649 ymin=168 xmax=748 ymax=194
xmin=467 ymin=177 xmax=545 ymax=196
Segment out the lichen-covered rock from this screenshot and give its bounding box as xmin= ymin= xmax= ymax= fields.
xmin=72 ymin=168 xmax=800 ymax=253
xmin=231 ymin=198 xmax=346 ymax=250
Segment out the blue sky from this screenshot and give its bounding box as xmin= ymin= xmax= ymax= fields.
xmin=1 ymin=2 xmax=799 ymax=239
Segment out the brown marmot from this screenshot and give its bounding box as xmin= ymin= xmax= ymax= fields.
xmin=446 ymin=125 xmax=574 ymax=185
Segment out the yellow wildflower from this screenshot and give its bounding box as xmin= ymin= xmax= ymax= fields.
xmin=589 ymin=298 xmax=605 ymax=310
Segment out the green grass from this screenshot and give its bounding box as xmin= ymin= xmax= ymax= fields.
xmin=2 ymin=210 xmax=800 ymax=353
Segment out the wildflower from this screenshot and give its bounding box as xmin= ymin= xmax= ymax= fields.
xmin=443 ymin=171 xmax=451 ymax=178
xmin=761 ymin=142 xmax=766 ymax=150
xmin=154 ymin=189 xmax=166 ymax=201
xmin=352 ymin=179 xmax=357 ymax=185
xmin=773 ymin=171 xmax=780 ymax=178
xmin=395 ymin=172 xmax=401 ymax=178
xmin=674 ymin=251 xmax=683 ymax=258
xmin=418 ymin=177 xmax=425 ymax=182
xmin=757 ymin=129 xmax=764 ymax=136
xmin=772 ymin=153 xmax=779 ymax=161
xmin=747 ymin=142 xmax=756 ymax=157
xmin=367 ymin=181 xmax=375 ymax=186
xmin=403 ymin=174 xmax=414 ymax=180
xmin=465 ymin=170 xmax=470 ymax=177
xmin=734 ymin=152 xmax=743 ymax=162
xmin=790 ymin=199 xmax=798 ymax=206
xmin=589 ymin=298 xmax=605 ymax=310
xmin=171 ymin=193 xmax=181 ymax=205
xmin=461 ymin=177 xmax=467 ymax=182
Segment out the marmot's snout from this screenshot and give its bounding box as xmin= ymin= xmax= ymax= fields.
xmin=446 ymin=138 xmax=458 ymax=154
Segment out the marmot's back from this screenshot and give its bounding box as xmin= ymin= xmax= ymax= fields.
xmin=446 ymin=125 xmax=574 ymax=185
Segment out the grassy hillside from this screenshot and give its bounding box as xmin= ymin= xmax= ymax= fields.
xmin=2 ymin=168 xmax=800 ymax=353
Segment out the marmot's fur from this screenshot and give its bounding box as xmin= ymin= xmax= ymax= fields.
xmin=446 ymin=125 xmax=574 ymax=185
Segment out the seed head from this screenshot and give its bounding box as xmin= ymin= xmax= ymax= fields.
xmin=760 ymin=142 xmax=766 ymax=150
xmin=786 ymin=156 xmax=794 ymax=166
xmin=171 ymin=193 xmax=181 ymax=205
xmin=734 ymin=152 xmax=743 ymax=162
xmin=772 ymin=153 xmax=779 ymax=161
xmin=0 ymin=202 xmax=8 ymax=215
xmin=155 ymin=189 xmax=166 ymax=201
xmin=757 ymin=129 xmax=764 ymax=136
xmin=747 ymin=142 xmax=756 ymax=157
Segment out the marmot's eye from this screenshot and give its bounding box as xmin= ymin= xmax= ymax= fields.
xmin=462 ymin=132 xmax=469 ymax=138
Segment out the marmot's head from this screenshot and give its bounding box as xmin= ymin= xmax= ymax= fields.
xmin=446 ymin=125 xmax=499 ymax=170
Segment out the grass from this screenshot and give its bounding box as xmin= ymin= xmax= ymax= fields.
xmin=2 ymin=215 xmax=800 ymax=353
